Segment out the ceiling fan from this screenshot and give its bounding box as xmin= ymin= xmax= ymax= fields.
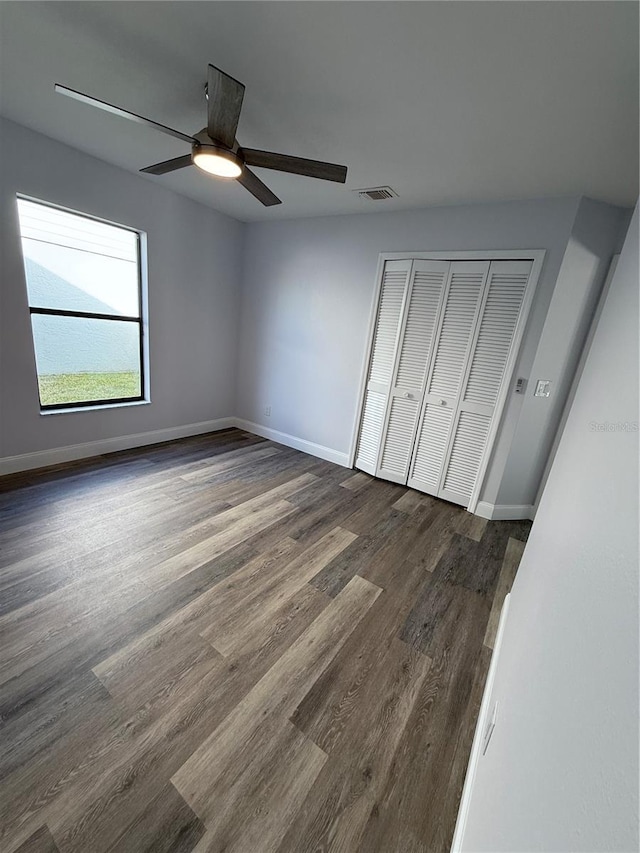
xmin=54 ymin=64 xmax=348 ymax=207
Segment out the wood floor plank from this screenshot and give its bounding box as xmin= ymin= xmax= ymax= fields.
xmin=340 ymin=471 xmax=373 ymax=492
xmin=0 ymin=430 xmax=531 ymax=853
xmin=179 ymin=443 xmax=282 ymax=483
xmin=432 ymin=524 xmax=510 ymax=598
xmin=94 ymin=619 xmax=222 ymax=708
xmin=0 ymin=571 xmax=152 ymax=685
xmin=281 ymin=638 xmax=431 ymax=853
xmin=456 ymin=511 xmax=489 ymax=541
xmin=401 ymin=498 xmax=466 ymax=576
xmin=358 ymin=583 xmax=489 ymax=853
xmin=0 ymin=493 xmax=234 ymax=616
xmin=340 ymin=479 xmax=407 ymax=536
xmin=42 ymin=587 xmax=331 ymax=853
xmin=357 ymin=498 xmax=449 ymax=590
xmin=103 ymin=782 xmax=206 ymax=853
xmin=203 ymin=526 xmax=358 ymax=656
xmin=0 ymin=673 xmax=121 ymax=851
xmin=392 ymin=488 xmax=425 ymax=514
xmin=189 ymin=719 xmax=327 ymax=853
xmin=136 ymin=499 xmax=298 ymax=590
xmin=12 ymin=825 xmax=59 ymax=853
xmin=0 ymin=542 xmax=257 ymax=723
xmin=0 ymin=669 xmax=113 ymax=780
xmin=172 ymin=575 xmax=382 ymax=819
xmin=309 ymin=508 xmax=406 ymax=598
xmin=421 ymin=645 xmax=492 ymax=852
xmin=293 ymin=551 xmax=431 ymax=753
xmin=94 ymin=538 xmax=304 ymax=685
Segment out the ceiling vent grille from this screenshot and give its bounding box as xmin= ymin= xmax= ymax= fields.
xmin=354 ymin=186 xmax=398 ymax=201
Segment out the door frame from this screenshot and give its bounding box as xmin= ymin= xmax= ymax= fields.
xmin=348 ymin=249 xmax=547 ymax=515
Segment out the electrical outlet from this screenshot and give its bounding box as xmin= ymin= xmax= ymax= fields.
xmin=264 ymin=405 xmax=271 ymax=417
xmin=482 ymin=701 xmax=498 ymax=755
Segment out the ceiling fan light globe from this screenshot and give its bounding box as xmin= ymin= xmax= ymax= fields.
xmin=192 ymin=145 xmax=243 ymax=179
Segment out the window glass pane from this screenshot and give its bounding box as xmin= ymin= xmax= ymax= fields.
xmin=31 ymin=314 xmax=142 ymax=406
xmin=17 ymin=198 xmax=139 ymax=317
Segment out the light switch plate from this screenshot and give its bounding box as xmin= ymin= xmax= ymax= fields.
xmin=534 ymin=380 xmax=551 ymax=397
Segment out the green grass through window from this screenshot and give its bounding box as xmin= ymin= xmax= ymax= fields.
xmin=38 ymin=372 xmax=141 ymax=407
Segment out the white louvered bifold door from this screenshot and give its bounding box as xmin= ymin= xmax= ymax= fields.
xmin=355 ymin=260 xmax=412 ymax=474
xmin=408 ymin=261 xmax=489 ymax=496
xmin=438 ymin=260 xmax=532 ymax=505
xmin=376 ymin=261 xmax=449 ymax=483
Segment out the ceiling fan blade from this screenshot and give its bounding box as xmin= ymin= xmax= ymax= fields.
xmin=54 ymin=84 xmax=196 ymax=145
xmin=241 ymin=148 xmax=347 ymax=183
xmin=237 ymin=168 xmax=282 ymax=206
xmin=207 ymin=65 xmax=245 ymax=149
xmin=140 ymin=154 xmax=193 ymax=175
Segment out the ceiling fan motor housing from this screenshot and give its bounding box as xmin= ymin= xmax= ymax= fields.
xmin=191 ymin=140 xmax=244 ymax=178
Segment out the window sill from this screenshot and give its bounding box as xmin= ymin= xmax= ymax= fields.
xmin=40 ymin=399 xmax=151 ymax=416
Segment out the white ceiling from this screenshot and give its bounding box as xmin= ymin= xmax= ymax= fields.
xmin=0 ymin=1 xmax=637 ymax=223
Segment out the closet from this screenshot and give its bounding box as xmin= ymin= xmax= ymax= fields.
xmin=355 ymin=256 xmax=534 ymax=509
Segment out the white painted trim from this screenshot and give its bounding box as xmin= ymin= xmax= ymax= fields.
xmin=380 ymin=250 xmax=547 ymax=262
xmin=451 ymin=592 xmax=512 ymax=853
xmin=234 ymin=418 xmax=350 ymax=468
xmin=475 ymin=501 xmax=534 ymax=521
xmin=0 ymin=417 xmax=236 ymax=476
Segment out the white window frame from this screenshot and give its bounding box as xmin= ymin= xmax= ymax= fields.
xmin=16 ymin=194 xmax=151 ymax=413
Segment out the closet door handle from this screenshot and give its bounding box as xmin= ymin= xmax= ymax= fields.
xmin=440 ymin=399 xmax=447 ymax=406
xmin=403 ymin=392 xmax=413 ymax=399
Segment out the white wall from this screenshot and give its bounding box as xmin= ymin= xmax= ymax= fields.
xmin=236 ymin=196 xmax=627 ymax=506
xmin=460 ymin=203 xmax=639 ymax=852
xmin=0 ymin=118 xmax=244 ymax=462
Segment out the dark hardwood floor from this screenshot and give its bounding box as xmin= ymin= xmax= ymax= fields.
xmin=0 ymin=429 xmax=530 ymax=853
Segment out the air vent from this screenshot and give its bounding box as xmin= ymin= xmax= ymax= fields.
xmin=354 ymin=186 xmax=399 ymax=201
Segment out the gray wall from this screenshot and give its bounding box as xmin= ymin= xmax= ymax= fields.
xmin=0 ymin=117 xmax=244 ymax=458
xmin=236 ymin=196 xmax=627 ymax=507
xmin=460 ymin=202 xmax=639 ymax=852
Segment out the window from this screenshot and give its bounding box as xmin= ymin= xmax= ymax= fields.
xmin=17 ymin=197 xmax=146 ymax=411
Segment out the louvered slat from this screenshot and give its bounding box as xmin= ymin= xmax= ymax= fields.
xmin=356 ymin=262 xmax=410 ymax=473
xmin=355 ymin=389 xmax=387 ymax=472
xmin=427 ymin=268 xmax=486 ymax=399
xmin=376 ymin=261 xmax=448 ymax=482
xmin=395 ymin=271 xmax=445 ymax=390
xmin=464 ymin=268 xmax=529 ymax=407
xmin=369 ymin=270 xmax=408 ymax=385
xmin=441 ymin=411 xmax=491 ymax=499
xmin=408 ymin=403 xmax=453 ymax=493
xmin=379 ymin=397 xmax=420 ymax=477
xmin=440 ymin=260 xmax=533 ymax=506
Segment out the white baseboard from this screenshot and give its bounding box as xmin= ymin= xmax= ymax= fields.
xmin=475 ymin=501 xmax=535 ymax=521
xmin=451 ymin=592 xmax=512 ymax=852
xmin=0 ymin=417 xmax=236 ymax=476
xmin=233 ymin=418 xmax=350 ymax=468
